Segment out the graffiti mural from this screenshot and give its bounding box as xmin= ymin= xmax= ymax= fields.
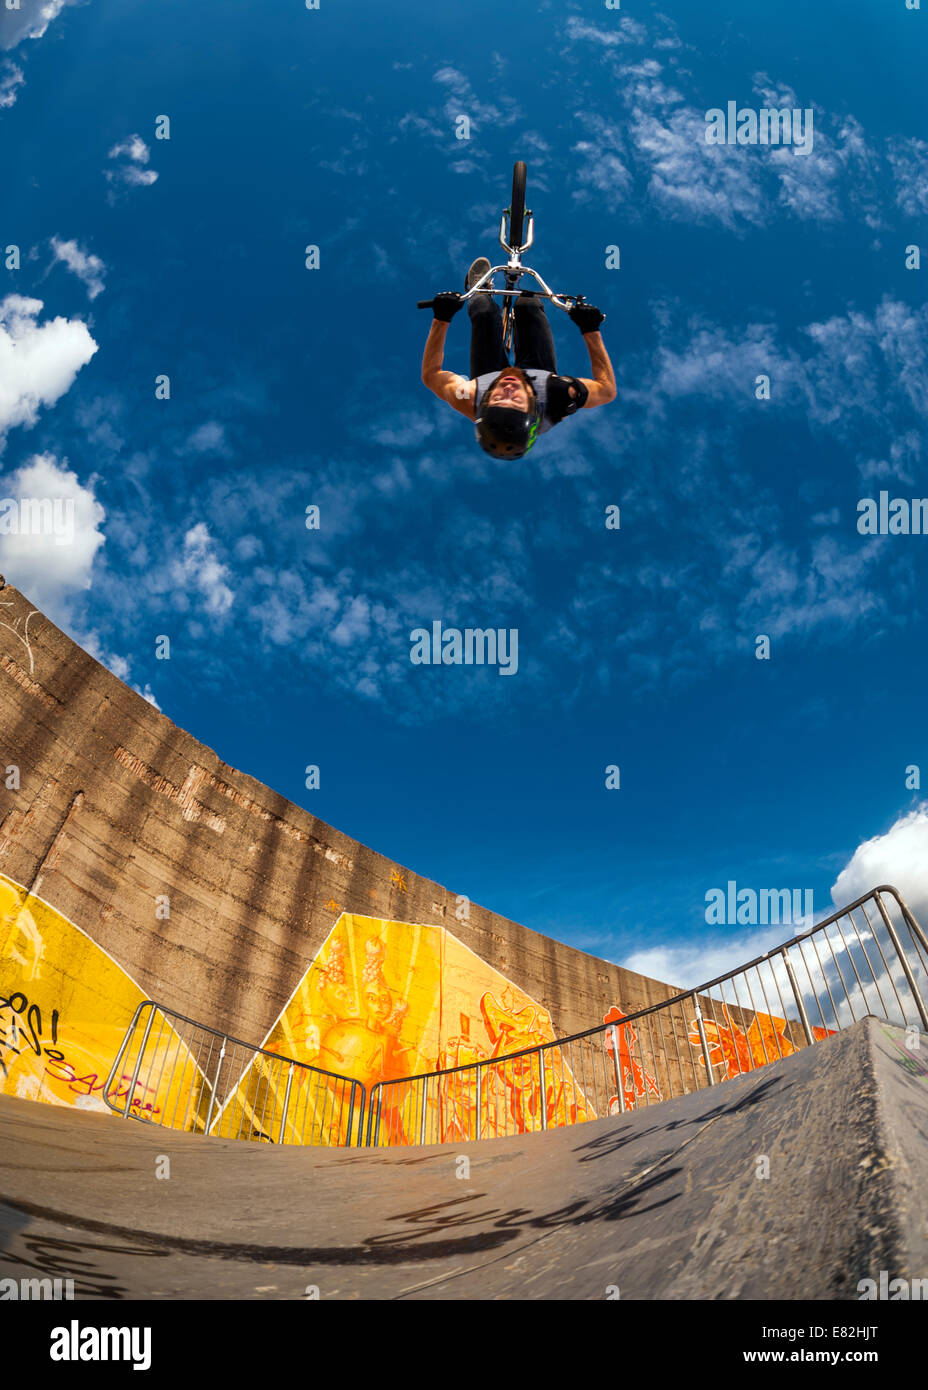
xmin=217 ymin=914 xmax=595 ymax=1144
xmin=0 ymin=872 xmax=200 ymax=1119
xmin=687 ymin=1002 xmax=835 ymax=1079
xmin=602 ymin=1006 xmax=663 ymax=1112
xmin=0 ymin=873 xmax=666 ymax=1140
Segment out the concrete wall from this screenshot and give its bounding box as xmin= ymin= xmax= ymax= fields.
xmin=0 ymin=577 xmax=678 ymax=1061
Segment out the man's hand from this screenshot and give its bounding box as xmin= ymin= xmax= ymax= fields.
xmin=432 ymin=292 xmax=464 ymax=323
xmin=568 ymin=302 xmax=605 ymax=335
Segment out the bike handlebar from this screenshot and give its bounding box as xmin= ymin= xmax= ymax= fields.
xmin=418 ymin=293 xmax=586 ymax=310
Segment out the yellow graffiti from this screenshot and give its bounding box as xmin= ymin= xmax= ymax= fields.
xmin=0 ymin=873 xmax=200 ymax=1120
xmin=217 ymin=915 xmax=594 ymax=1144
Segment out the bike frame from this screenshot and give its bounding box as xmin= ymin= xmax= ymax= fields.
xmin=420 ymin=204 xmax=587 ymax=354
xmin=465 ymin=210 xmax=578 ymax=353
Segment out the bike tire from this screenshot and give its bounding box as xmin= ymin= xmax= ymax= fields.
xmin=509 ymin=161 xmax=526 ymax=249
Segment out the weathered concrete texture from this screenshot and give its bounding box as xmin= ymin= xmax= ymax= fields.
xmin=1 ymin=1019 xmax=925 ymax=1300
xmin=0 ymin=580 xmax=675 ymax=1047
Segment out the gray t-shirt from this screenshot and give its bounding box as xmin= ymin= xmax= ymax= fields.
xmin=472 ymin=368 xmax=556 ymax=435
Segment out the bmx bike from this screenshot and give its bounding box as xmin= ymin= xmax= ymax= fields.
xmin=418 ymin=161 xmax=599 ymax=352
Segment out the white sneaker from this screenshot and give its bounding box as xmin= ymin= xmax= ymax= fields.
xmin=465 ymin=257 xmax=494 ymax=291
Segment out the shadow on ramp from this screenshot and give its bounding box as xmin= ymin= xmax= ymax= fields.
xmin=1 ymin=1018 xmax=926 ymax=1300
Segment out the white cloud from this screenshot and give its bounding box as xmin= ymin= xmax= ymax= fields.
xmin=570 ymin=113 xmax=633 ymax=207
xmin=50 ymin=237 xmax=106 ymax=299
xmin=105 ymin=135 xmax=158 ymax=192
xmin=105 ymin=651 xmax=129 ymax=681
xmin=624 ymin=924 xmax=791 ymax=993
xmin=75 ymin=395 xmax=124 ymax=454
xmin=649 ymin=320 xmax=792 ymax=403
xmin=766 ymin=118 xmax=882 ymax=227
xmin=171 ymin=523 xmax=234 ymax=616
xmin=234 ymin=534 xmax=261 ymax=561
xmin=831 ymin=806 xmax=928 ymax=926
xmin=888 ymin=137 xmax=928 ymax=218
xmin=106 ymin=165 xmax=158 ymax=190
xmin=107 ymin=134 xmax=151 ymax=163
xmin=331 ymin=594 xmax=371 ymax=646
xmin=0 ymin=60 xmax=24 ymax=107
xmin=564 ymin=15 xmax=647 ymax=46
xmin=0 ymin=294 xmax=98 ymax=450
xmin=637 ymin=297 xmax=927 ymax=441
xmin=803 ymin=297 xmax=927 ymax=426
xmin=432 ymin=66 xmax=519 ymax=130
xmin=565 ymin=29 xmax=881 ymax=231
xmin=0 ymin=0 xmax=78 ymax=52
xmin=0 ymin=452 xmax=105 ymax=622
xmin=635 ymin=106 xmax=764 ymax=228
xmin=185 ymin=421 xmax=229 ymax=455
xmin=372 ymin=413 xmax=433 ymax=448
xmin=397 ymin=111 xmax=443 ymax=141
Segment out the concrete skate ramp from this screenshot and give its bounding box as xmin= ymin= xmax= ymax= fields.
xmin=2 ymin=1017 xmax=926 ymax=1300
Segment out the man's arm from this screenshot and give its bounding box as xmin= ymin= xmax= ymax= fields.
xmin=575 ymin=330 xmax=617 ymax=408
xmin=421 ymin=318 xmax=475 ymax=419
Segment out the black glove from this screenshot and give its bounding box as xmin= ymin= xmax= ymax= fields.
xmin=546 ymin=375 xmax=590 ymax=424
xmin=568 ymin=302 xmax=605 ymax=334
xmin=432 ymin=292 xmax=464 ymax=323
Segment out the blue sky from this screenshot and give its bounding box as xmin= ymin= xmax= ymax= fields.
xmin=1 ymin=0 xmax=927 ymax=988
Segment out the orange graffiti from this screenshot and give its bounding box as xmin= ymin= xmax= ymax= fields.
xmin=603 ymin=1006 xmax=663 ymax=1112
xmin=687 ymin=1003 xmax=835 ymax=1079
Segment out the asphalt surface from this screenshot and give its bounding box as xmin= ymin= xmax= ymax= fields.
xmin=1 ymin=1017 xmax=926 ymax=1300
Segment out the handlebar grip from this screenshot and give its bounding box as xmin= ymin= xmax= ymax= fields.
xmin=417 ymin=299 xmax=434 ymax=310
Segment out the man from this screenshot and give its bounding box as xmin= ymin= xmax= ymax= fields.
xmin=421 ymin=257 xmax=617 ymax=458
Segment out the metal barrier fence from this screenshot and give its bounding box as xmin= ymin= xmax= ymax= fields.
xmin=101 ymin=887 xmax=928 ymax=1149
xmin=366 ymin=885 xmax=928 ymax=1146
xmin=103 ymin=1001 xmax=366 ymax=1146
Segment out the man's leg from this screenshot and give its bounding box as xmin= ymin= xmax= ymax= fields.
xmin=469 ymin=294 xmax=509 ymax=380
xmin=513 ymin=292 xmax=557 ymax=372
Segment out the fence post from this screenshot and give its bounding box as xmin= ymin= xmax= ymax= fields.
xmin=278 ymin=1063 xmax=294 ymax=1144
xmin=203 ymin=1038 xmax=226 ymax=1137
xmin=122 ymin=1004 xmax=158 ymax=1119
xmin=693 ymin=1000 xmax=715 ymax=1085
xmin=608 ymin=1024 xmax=625 ymax=1113
xmin=475 ymin=1068 xmax=482 ymax=1141
xmin=353 ymin=1084 xmax=366 ymax=1148
xmin=418 ymin=1079 xmax=428 ymax=1146
xmin=538 ymin=1049 xmax=547 ymax=1130
xmin=781 ymin=950 xmax=814 ymax=1046
xmin=875 ymin=893 xmax=928 ymax=1031
xmin=894 ymin=891 xmax=928 ymax=955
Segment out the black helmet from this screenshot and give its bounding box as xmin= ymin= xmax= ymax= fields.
xmin=475 ymin=393 xmax=541 ymax=460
